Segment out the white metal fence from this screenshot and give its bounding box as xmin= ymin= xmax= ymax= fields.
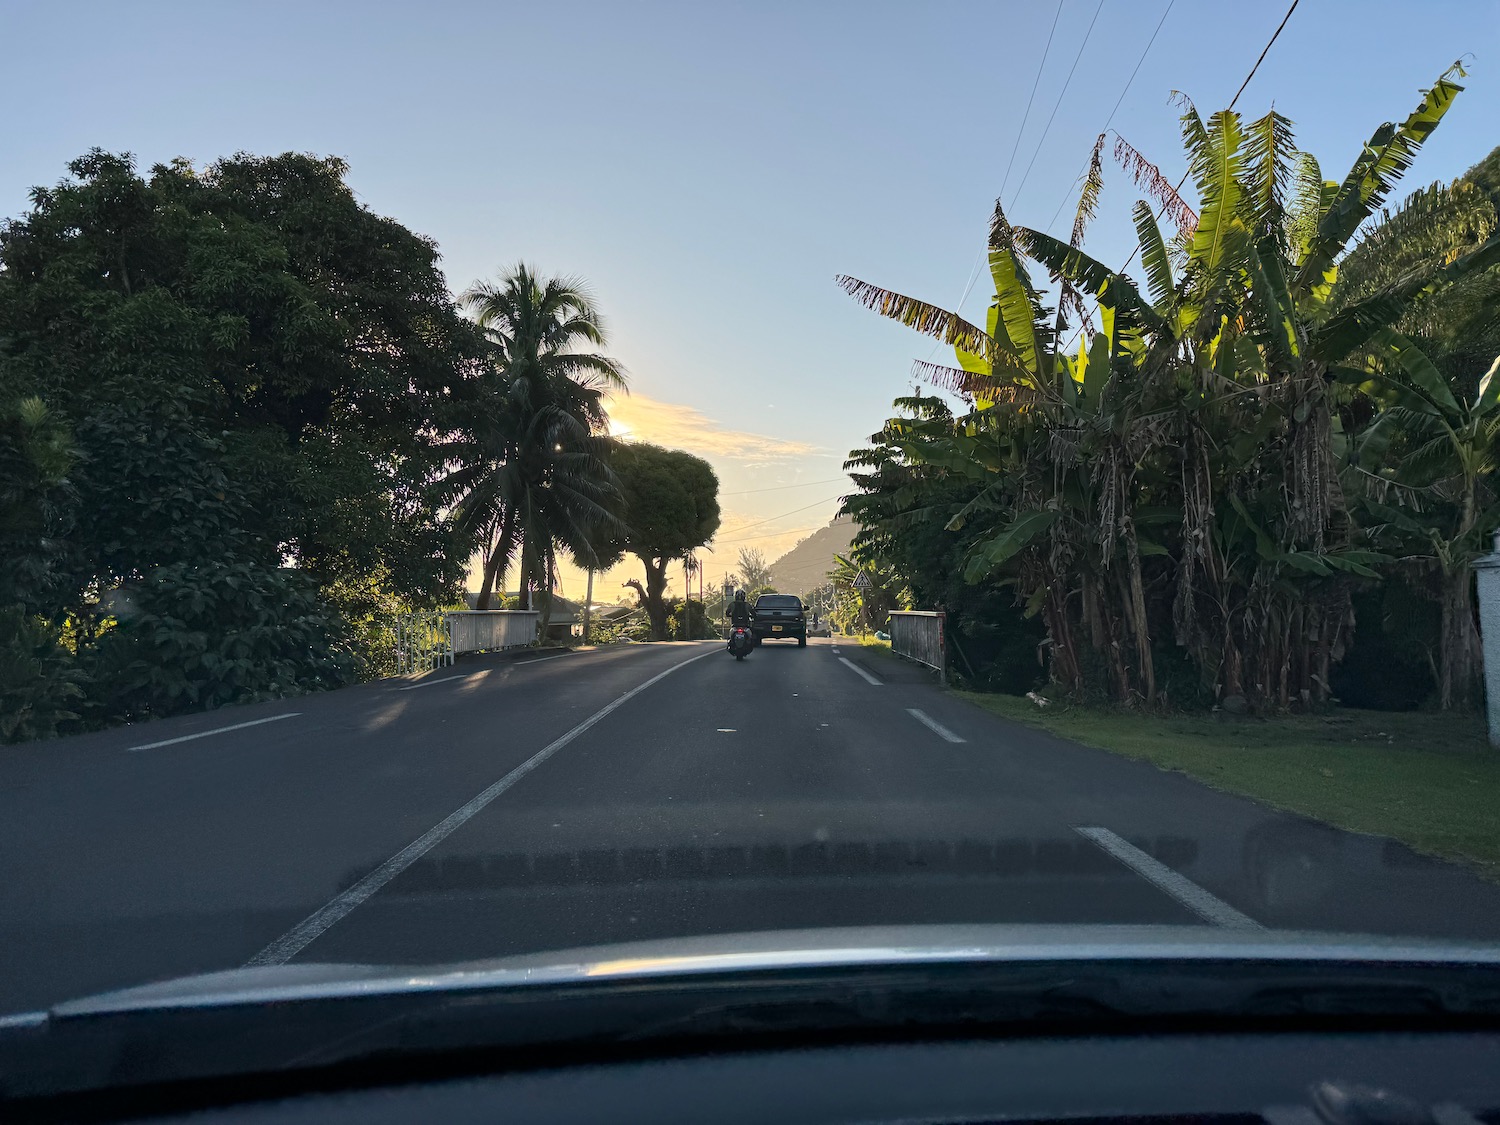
xmin=888 ymin=610 xmax=946 ymax=683
xmin=394 ymin=611 xmax=454 ymax=675
xmin=448 ymin=610 xmax=539 ymax=654
xmin=394 ymin=610 xmax=540 ymax=674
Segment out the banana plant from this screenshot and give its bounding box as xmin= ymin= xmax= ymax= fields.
xmin=1354 ymin=347 xmax=1500 ymax=707
xmin=1008 ymin=65 xmax=1486 ymax=706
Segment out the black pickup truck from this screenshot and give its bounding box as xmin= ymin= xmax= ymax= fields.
xmin=751 ymin=594 xmax=808 ymax=647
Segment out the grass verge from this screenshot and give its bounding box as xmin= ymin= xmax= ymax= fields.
xmin=956 ymin=692 xmax=1500 ymax=879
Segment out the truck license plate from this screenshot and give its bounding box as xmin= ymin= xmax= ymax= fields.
xmin=772 ymin=625 xmax=783 ymax=632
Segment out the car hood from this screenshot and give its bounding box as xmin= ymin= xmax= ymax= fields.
xmin=9 ymin=924 xmax=1500 ymax=1103
xmin=39 ymin=922 xmax=1500 ymax=1017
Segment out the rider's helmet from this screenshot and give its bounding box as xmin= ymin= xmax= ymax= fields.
xmin=734 ymin=589 xmax=746 ymax=602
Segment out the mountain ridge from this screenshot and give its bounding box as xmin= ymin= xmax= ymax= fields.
xmin=765 ymin=514 xmax=857 ymax=594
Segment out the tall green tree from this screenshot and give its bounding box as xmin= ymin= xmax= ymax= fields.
xmin=0 ymin=150 xmax=485 ymax=614
xmin=601 ymin=443 xmax=720 ymax=640
xmin=0 ymin=149 xmax=483 ymax=732
xmin=441 ymin=264 xmax=626 ymax=612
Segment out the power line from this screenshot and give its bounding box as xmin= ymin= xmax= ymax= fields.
xmin=721 ymin=476 xmax=846 ymax=496
xmin=1060 ymin=0 xmax=1301 ymax=356
xmin=926 ymin=0 xmax=1065 ymax=362
xmin=1228 ymin=0 xmax=1300 ymax=109
xmin=715 ymin=523 xmax=827 ymax=546
xmin=999 ymin=0 xmax=1067 ymax=204
xmin=712 ymin=493 xmax=846 ymax=544
xmin=1044 ymin=0 xmax=1176 ymax=235
xmin=1009 ymin=0 xmax=1108 ymax=210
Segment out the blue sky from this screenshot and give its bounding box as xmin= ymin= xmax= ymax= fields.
xmin=4 ymin=0 xmax=1497 ymax=597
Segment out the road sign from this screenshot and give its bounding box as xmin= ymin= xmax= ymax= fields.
xmin=853 ymin=571 xmax=873 ymax=591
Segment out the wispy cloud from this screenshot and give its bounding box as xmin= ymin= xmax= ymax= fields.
xmin=607 ymin=394 xmax=816 ymax=463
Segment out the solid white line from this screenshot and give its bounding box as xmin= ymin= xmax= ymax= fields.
xmin=245 ymin=645 xmax=720 ymax=967
xmin=128 ymin=713 xmax=301 ymax=751
xmin=396 ymin=672 xmax=476 ymax=691
xmin=906 ymin=708 xmax=965 ymax=743
xmin=1075 ymin=826 xmax=1262 ymax=929
xmin=838 ymin=656 xmax=882 ymax=686
xmin=510 ymin=655 xmax=569 ymax=666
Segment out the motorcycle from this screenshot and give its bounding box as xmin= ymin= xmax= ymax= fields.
xmin=727 ymin=626 xmax=754 ymax=661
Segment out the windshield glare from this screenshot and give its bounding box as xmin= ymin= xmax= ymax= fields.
xmin=3 ymin=0 xmax=1500 ymax=1071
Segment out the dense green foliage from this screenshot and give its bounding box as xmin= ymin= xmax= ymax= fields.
xmin=0 ymin=150 xmax=487 ymax=739
xmin=87 ymin=561 xmax=354 ymax=720
xmin=840 ymin=66 xmax=1500 ymax=711
xmin=0 ymin=152 xmax=719 ymax=739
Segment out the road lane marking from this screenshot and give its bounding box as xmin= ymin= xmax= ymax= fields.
xmin=1075 ymin=826 xmax=1262 ymax=930
xmin=246 ymin=645 xmax=720 ymax=967
xmin=906 ymin=708 xmax=964 ymax=743
xmin=397 ymin=672 xmax=482 ymax=691
xmin=128 ymin=713 xmax=301 ymax=751
xmin=838 ymin=657 xmax=882 ymax=686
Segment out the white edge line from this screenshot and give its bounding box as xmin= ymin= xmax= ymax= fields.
xmin=245 ymin=645 xmax=720 ymax=967
xmin=397 ymin=651 xmax=573 ymax=689
xmin=397 ymin=672 xmax=475 ymax=691
xmin=128 ymin=713 xmax=301 ymax=751
xmin=837 ymin=656 xmax=882 ymax=686
xmin=906 ymin=708 xmax=965 ymax=743
xmin=1076 ymin=826 xmax=1262 ymax=930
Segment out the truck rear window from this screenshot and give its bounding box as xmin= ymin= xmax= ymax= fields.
xmin=755 ymin=595 xmax=801 ymax=609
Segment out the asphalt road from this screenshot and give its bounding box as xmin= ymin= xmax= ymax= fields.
xmin=4 ymin=637 xmax=1500 ymax=1012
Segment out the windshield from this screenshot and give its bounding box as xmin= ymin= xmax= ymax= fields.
xmin=4 ymin=0 xmax=1500 ymax=1078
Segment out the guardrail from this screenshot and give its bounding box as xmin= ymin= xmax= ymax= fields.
xmin=395 ymin=610 xmax=540 ymax=674
xmin=888 ymin=610 xmax=946 ymax=684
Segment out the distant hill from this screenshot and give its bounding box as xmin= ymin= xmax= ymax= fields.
xmin=766 ymin=514 xmax=857 ymax=594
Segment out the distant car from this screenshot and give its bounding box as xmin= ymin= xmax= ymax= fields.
xmin=751 ymin=594 xmax=807 ymax=647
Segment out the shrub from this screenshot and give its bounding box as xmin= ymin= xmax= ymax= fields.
xmin=0 ymin=607 xmax=87 ymax=743
xmin=89 ymin=561 xmax=354 ymax=721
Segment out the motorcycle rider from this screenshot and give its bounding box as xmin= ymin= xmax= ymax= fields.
xmin=729 ymin=589 xmax=752 ymax=628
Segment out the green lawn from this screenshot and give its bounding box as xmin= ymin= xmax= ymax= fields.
xmin=957 ymin=692 xmax=1500 ymax=879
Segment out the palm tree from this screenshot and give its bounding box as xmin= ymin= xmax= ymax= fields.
xmin=736 ymin=548 xmax=772 ymax=592
xmin=438 ymin=264 xmax=627 ymax=611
